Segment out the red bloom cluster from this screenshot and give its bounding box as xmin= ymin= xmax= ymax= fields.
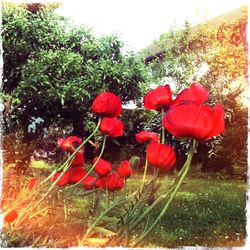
xmin=139 ymin=82 xmax=225 ymax=170
xmin=52 ymin=133 xmax=132 ymax=191
xmin=163 ymin=83 xmax=225 ymax=140
xmin=51 ymin=136 xmax=95 ymax=190
xmin=143 ymin=83 xmax=225 ymax=141
xmin=93 ymin=158 xmax=132 ymax=191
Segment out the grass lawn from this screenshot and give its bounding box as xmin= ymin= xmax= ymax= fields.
xmin=2 ymin=163 xmax=247 ymax=248
xmin=126 ymin=175 xmax=246 ymax=248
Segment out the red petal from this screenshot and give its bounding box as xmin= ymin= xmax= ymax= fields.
xmin=147 ymin=142 xmax=176 ymax=170
xmin=93 ymin=157 xmax=112 ymax=176
xmin=100 ymin=117 xmax=124 ymax=137
xmin=69 ymin=166 xmax=87 ymax=184
xmin=163 ymin=102 xmax=214 ymax=140
xmin=59 ymin=136 xmax=82 ymax=153
xmin=144 ymin=85 xmax=172 ymax=111
xmin=82 ymin=176 xmax=97 ymax=190
xmin=205 ymin=104 xmax=225 ymax=139
xmin=116 ymin=160 xmax=131 ymax=178
xmin=92 ymin=92 xmax=122 ymax=117
xmin=135 ymin=131 xmax=160 ymax=143
xmin=4 ymin=210 xmax=18 ymax=223
xmin=51 ymin=170 xmax=71 ymax=186
xmin=172 ymin=83 xmax=209 ymax=107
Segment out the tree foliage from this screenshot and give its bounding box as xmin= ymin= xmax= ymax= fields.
xmin=2 ymin=4 xmax=150 ymax=137
xmin=146 ymin=7 xmax=248 ymax=176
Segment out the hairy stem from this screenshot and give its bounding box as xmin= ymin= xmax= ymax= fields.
xmin=133 ymin=139 xmax=196 ymax=247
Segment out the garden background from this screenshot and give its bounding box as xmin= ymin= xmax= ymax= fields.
xmin=0 ymin=1 xmax=248 ymax=248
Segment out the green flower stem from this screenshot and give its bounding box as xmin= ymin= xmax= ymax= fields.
xmin=15 ymin=160 xmax=73 ymax=226
xmin=153 ymin=168 xmax=159 ymax=180
xmin=65 ymin=135 xmax=107 ymax=190
xmin=14 ymin=118 xmax=102 ymax=226
xmin=81 ymin=195 xmax=135 ymax=245
xmin=133 ymin=139 xmax=196 ymax=247
xmin=140 ymin=158 xmax=148 ymax=193
xmin=41 ymin=117 xmax=102 ymax=185
xmin=129 ymin=184 xmax=174 ymax=231
xmin=161 ymin=107 xmax=165 ymax=144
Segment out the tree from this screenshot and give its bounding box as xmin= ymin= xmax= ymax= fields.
xmin=2 ymin=3 xmax=151 ymax=170
xmin=146 ymin=7 xmax=248 ymax=177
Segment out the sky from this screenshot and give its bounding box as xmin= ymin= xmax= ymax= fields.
xmin=54 ymin=0 xmax=248 ymax=52
xmin=8 ymin=0 xmax=248 ymax=52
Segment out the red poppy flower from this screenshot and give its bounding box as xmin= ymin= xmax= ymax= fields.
xmin=92 ymin=92 xmax=122 ymax=117
xmin=144 ymin=85 xmax=172 ymax=111
xmin=163 ymin=102 xmax=225 ymax=140
xmin=135 ymin=131 xmax=160 ymax=143
xmin=116 ymin=160 xmax=131 ymax=178
xmin=27 ymin=178 xmax=39 ymax=189
xmin=50 ymin=169 xmax=71 ymax=186
xmin=96 ymin=173 xmax=125 ymax=191
xmin=4 ymin=210 xmax=18 ymax=223
xmin=95 ymin=176 xmax=106 ymax=189
xmin=71 ymin=152 xmax=85 ymax=167
xmin=147 ymin=142 xmax=176 ymax=170
xmin=93 ymin=157 xmax=112 ymax=176
xmin=58 ymin=136 xmax=83 ymax=153
xmin=68 ymin=166 xmax=87 ymax=184
xmin=100 ymin=117 xmax=124 ymax=137
xmin=82 ymin=176 xmax=97 ymax=190
xmin=171 ymin=83 xmax=209 ymax=107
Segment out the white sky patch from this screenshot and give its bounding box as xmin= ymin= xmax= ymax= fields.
xmin=54 ymin=0 xmax=248 ymax=52
xmin=8 ymin=0 xmax=248 ymax=52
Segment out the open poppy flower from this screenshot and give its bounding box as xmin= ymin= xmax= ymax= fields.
xmin=147 ymin=142 xmax=176 ymax=170
xmin=92 ymin=92 xmax=122 ymax=117
xmin=144 ymin=85 xmax=172 ymax=111
xmin=27 ymin=178 xmax=39 ymax=189
xmin=93 ymin=157 xmax=112 ymax=176
xmin=100 ymin=117 xmax=124 ymax=137
xmin=116 ymin=160 xmax=131 ymax=178
xmin=82 ymin=176 xmax=97 ymax=190
xmin=135 ymin=131 xmax=160 ymax=143
xmin=58 ymin=136 xmax=83 ymax=153
xmin=163 ymin=101 xmax=225 ymax=140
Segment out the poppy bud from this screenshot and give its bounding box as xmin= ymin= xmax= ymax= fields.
xmin=92 ymin=92 xmax=122 ymax=117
